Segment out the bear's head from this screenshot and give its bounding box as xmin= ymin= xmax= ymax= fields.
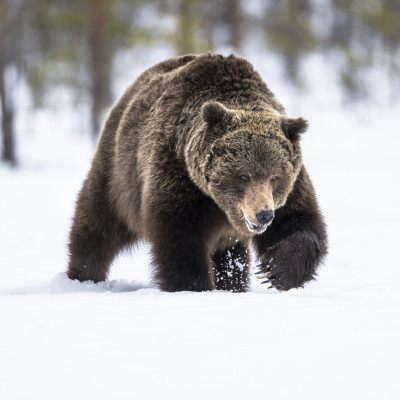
xmin=187 ymin=101 xmax=308 ymax=237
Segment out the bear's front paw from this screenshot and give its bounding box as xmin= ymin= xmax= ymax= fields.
xmin=255 ymin=231 xmax=320 ymax=291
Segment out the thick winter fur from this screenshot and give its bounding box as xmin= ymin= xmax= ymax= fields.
xmin=67 ymin=53 xmax=327 ymax=292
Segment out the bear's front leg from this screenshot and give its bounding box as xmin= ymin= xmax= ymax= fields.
xmin=151 ymin=230 xmax=215 ymax=292
xmin=252 ymin=167 xmax=328 ymax=291
xmin=213 ymin=241 xmax=251 ymax=292
xmin=146 ymin=182 xmax=217 ymax=292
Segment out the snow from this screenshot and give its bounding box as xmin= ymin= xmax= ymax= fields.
xmin=1 ymin=53 xmax=400 ymax=400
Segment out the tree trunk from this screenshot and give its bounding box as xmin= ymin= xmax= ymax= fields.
xmin=0 ymin=65 xmax=16 ymax=167
xmin=177 ymin=0 xmax=193 ymax=54
xmin=0 ymin=0 xmax=16 ymax=165
xmin=89 ymin=0 xmax=112 ymax=139
xmin=231 ymin=0 xmax=244 ymax=53
xmin=203 ymin=0 xmax=216 ymax=51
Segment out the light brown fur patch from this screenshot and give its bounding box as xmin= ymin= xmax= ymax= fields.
xmin=239 ymin=181 xmax=275 ymax=226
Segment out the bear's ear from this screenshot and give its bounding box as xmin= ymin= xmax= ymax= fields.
xmin=281 ymin=117 xmax=309 ymax=141
xmin=201 ymin=101 xmax=231 ymax=129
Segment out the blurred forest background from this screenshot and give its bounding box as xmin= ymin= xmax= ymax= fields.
xmin=1 ymin=0 xmax=399 ymax=166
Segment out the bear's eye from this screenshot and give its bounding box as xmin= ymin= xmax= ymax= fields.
xmin=270 ymin=176 xmax=279 ymax=183
xmin=240 ymin=175 xmax=250 ymax=182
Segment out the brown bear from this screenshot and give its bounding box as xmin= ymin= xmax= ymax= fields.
xmin=67 ymin=53 xmax=327 ymax=292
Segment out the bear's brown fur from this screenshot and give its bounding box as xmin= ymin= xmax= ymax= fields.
xmin=67 ymin=53 xmax=327 ymax=292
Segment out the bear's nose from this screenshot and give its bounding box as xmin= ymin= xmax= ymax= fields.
xmin=256 ymin=209 xmax=274 ymax=225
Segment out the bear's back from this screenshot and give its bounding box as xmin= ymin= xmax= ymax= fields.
xmin=103 ymin=53 xmax=284 ymax=152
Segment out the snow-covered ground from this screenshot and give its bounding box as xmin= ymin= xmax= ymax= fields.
xmin=1 ymin=53 xmax=400 ymax=400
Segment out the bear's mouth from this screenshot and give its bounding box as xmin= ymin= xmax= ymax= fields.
xmin=243 ymin=215 xmax=268 ymax=234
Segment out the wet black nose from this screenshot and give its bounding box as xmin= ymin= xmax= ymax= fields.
xmin=256 ymin=209 xmax=275 ymax=225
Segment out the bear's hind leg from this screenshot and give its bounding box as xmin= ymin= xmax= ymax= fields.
xmin=67 ymin=180 xmax=136 ymax=283
xmin=213 ymin=241 xmax=251 ymax=292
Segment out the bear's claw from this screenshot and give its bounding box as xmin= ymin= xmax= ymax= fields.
xmin=255 ymin=261 xmax=281 ymax=289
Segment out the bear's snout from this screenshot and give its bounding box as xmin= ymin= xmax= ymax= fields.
xmin=243 ymin=211 xmax=272 ymax=234
xmin=256 ymin=209 xmax=274 ymax=225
